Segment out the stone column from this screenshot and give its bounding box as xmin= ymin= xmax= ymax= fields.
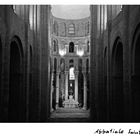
xmin=56 ymin=72 xmax=59 ymax=109
xmin=75 ymin=71 xmax=78 ymax=102
xmin=50 ymin=72 xmax=54 ymax=112
xmin=65 ymin=71 xmax=68 ymax=101
xmin=83 ymin=72 xmax=87 ymax=110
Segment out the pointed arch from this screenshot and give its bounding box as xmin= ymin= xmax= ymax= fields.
xmin=131 ymin=23 xmax=140 ymax=121
xmin=9 ymin=35 xmax=24 ymax=121
xmin=111 ymin=37 xmax=123 ymax=121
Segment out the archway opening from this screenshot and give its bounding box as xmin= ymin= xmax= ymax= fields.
xmin=132 ymin=33 xmax=140 ymax=121
xmin=69 ymin=42 xmax=74 ymax=53
xmin=112 ymin=39 xmax=123 ymax=121
xmin=9 ymin=39 xmax=23 ymax=121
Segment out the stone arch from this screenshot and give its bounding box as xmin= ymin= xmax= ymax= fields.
xmin=111 ymin=37 xmax=123 ymax=121
xmin=131 ymin=23 xmax=140 ymax=121
xmin=9 ymin=36 xmax=24 ymax=121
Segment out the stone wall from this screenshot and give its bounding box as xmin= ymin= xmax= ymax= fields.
xmin=0 ymin=5 xmax=50 ymax=122
xmin=90 ymin=5 xmax=140 ymax=122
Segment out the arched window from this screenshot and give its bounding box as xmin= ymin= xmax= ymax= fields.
xmin=9 ymin=36 xmax=24 ymax=121
xmin=68 ymin=24 xmax=75 ymax=34
xmin=69 ymin=42 xmax=74 ymax=53
xmin=53 ymin=40 xmax=57 ymax=52
xmin=111 ymin=37 xmax=123 ymax=121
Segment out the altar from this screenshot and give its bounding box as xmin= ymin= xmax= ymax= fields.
xmin=63 ymin=95 xmax=79 ymax=108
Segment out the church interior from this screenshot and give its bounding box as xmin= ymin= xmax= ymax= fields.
xmin=0 ymin=5 xmax=140 ymax=122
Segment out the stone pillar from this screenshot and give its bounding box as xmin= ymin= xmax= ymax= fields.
xmin=50 ymin=72 xmax=54 ymax=112
xmin=83 ymin=72 xmax=87 ymax=110
xmin=56 ymin=72 xmax=59 ymax=109
xmin=75 ymin=71 xmax=78 ymax=102
xmin=65 ymin=71 xmax=68 ymax=101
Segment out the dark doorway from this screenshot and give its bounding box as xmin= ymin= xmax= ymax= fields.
xmin=132 ymin=33 xmax=140 ymax=121
xmin=112 ymin=38 xmax=123 ymax=121
xmin=9 ymin=38 xmax=23 ymax=121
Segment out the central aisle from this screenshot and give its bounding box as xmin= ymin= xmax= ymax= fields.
xmin=49 ymin=108 xmax=90 ymax=122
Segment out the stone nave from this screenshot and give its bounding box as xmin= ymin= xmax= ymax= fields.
xmin=0 ymin=5 xmax=140 ymax=122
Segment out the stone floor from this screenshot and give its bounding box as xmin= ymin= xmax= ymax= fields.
xmin=49 ymin=108 xmax=90 ymax=122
